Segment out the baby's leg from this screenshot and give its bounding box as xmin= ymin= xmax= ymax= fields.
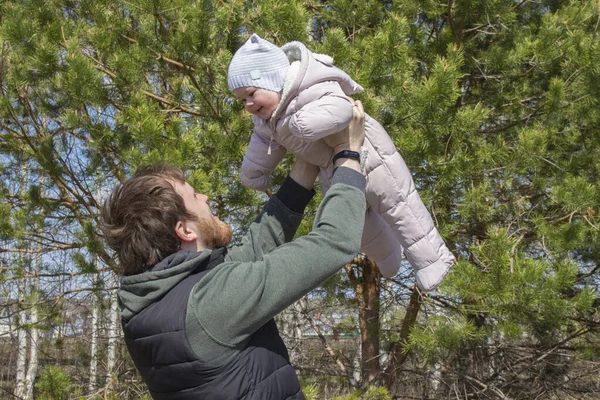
xmin=361 ymin=208 xmax=403 ymax=278
xmin=319 ymin=162 xmax=402 ymax=279
xmin=362 ymin=116 xmax=454 ymax=291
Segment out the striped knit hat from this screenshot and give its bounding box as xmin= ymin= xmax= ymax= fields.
xmin=227 ymin=34 xmax=290 ymax=92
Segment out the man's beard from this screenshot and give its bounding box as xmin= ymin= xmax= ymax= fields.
xmin=196 ymin=217 xmax=233 ymax=249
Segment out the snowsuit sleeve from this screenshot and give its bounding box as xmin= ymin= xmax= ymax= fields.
xmin=288 ymin=81 xmax=354 ymax=142
xmin=241 ymin=130 xmax=288 ymax=191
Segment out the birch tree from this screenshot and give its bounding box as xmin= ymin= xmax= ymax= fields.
xmin=14 ymin=271 xmax=27 ymax=398
xmin=105 ymin=279 xmax=120 ymax=387
xmin=23 ymin=247 xmax=43 ymax=399
xmin=13 ymin=164 xmax=30 ymax=399
xmin=88 ymin=282 xmax=100 ymax=392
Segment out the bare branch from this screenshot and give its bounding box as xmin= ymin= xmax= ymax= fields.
xmin=0 ymin=243 xmax=83 ymax=254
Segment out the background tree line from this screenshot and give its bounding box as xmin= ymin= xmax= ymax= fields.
xmin=0 ymin=0 xmax=599 ymax=398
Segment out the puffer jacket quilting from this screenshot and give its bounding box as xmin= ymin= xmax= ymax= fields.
xmin=240 ymin=41 xmax=454 ymax=291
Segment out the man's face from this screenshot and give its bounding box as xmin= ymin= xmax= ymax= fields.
xmin=172 ymin=180 xmax=232 ymax=249
xmin=232 ymin=86 xmax=280 ymax=120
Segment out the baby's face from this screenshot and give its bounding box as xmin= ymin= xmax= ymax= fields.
xmin=232 ymin=87 xmax=280 ymax=120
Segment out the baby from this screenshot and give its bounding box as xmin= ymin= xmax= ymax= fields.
xmin=228 ymin=34 xmax=454 ymax=291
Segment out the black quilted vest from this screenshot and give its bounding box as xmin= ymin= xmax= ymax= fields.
xmin=122 ymin=249 xmax=305 ymax=399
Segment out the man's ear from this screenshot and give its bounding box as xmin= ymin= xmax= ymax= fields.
xmin=175 ymin=220 xmax=198 ymax=243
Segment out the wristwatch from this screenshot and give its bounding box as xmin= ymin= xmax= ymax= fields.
xmin=332 ymin=149 xmax=361 ymax=164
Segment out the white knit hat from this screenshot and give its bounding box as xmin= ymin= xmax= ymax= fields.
xmin=227 ymin=33 xmax=290 ymax=92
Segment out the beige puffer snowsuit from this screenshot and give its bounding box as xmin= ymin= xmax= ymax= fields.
xmin=240 ymin=41 xmax=454 ymax=291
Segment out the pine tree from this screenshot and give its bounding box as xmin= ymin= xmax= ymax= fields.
xmin=1 ymin=0 xmax=599 ymax=398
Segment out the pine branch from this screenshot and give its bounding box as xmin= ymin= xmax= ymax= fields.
xmin=384 ymin=286 xmax=422 ymax=388
xmin=480 ymin=109 xmax=543 ymax=134
xmin=2 ymin=282 xmax=118 ymax=320
xmin=185 ymin=72 xmax=233 ymax=137
xmin=576 ymin=262 xmax=600 ymax=283
xmin=0 ymin=243 xmax=83 ymax=254
xmin=155 ymin=53 xmax=196 ymax=72
xmin=81 ymin=51 xmax=207 ymax=118
xmin=8 ymin=90 xmax=99 ymax=220
xmin=118 ymin=34 xmax=231 ymax=135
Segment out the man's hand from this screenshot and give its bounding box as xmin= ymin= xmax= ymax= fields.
xmin=323 ymin=100 xmax=365 ymax=154
xmin=323 ymin=100 xmax=365 ymax=171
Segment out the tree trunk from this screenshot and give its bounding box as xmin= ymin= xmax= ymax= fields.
xmin=24 ymin=252 xmax=42 ymax=400
xmin=89 ymin=282 xmax=100 ymax=392
xmin=14 ymin=163 xmax=29 ymax=398
xmin=106 ymin=281 xmax=120 ymax=387
xmin=352 ymin=341 xmax=362 ymax=385
xmin=384 ymin=287 xmax=421 ymax=390
xmin=14 ymin=274 xmax=28 ymax=398
xmin=355 ymin=257 xmax=381 ymax=385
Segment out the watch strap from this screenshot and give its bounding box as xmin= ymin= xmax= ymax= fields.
xmin=332 ymin=149 xmax=361 ymax=164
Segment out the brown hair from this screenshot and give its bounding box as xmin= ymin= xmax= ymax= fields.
xmin=100 ymin=163 xmax=196 ymax=276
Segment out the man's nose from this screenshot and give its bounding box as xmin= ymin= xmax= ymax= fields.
xmin=198 ymin=193 xmax=209 ymax=203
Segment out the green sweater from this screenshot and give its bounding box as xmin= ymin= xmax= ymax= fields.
xmin=118 ymin=167 xmax=366 ymax=366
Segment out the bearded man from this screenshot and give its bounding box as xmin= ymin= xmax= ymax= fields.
xmin=101 ymin=101 xmax=367 ymax=399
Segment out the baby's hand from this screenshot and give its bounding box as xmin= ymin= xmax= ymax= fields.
xmin=323 ymin=100 xmax=365 ymax=154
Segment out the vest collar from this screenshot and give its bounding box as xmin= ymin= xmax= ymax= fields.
xmin=118 ymin=247 xmax=227 ymax=321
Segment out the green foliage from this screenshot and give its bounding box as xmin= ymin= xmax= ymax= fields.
xmin=405 ymin=313 xmax=484 ymax=361
xmin=443 ymin=228 xmax=593 ymax=341
xmin=332 ymin=386 xmax=392 ymax=400
xmin=334 ymin=317 xmax=359 ymax=338
xmin=0 ymin=202 xmax=14 ymax=239
xmin=1 ymin=0 xmax=600 ymax=398
xmin=301 ymin=383 xmax=320 ymax=400
xmin=35 ymin=365 xmax=72 ymax=400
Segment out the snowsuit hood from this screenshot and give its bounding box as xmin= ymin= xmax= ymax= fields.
xmin=278 ymin=40 xmax=363 ymax=112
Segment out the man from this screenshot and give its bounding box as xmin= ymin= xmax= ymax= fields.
xmin=101 ymin=101 xmax=367 ymax=399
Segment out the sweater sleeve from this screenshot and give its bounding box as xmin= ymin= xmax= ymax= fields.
xmin=225 ymin=175 xmax=315 ymax=263
xmin=187 ymin=167 xmax=366 ymax=365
